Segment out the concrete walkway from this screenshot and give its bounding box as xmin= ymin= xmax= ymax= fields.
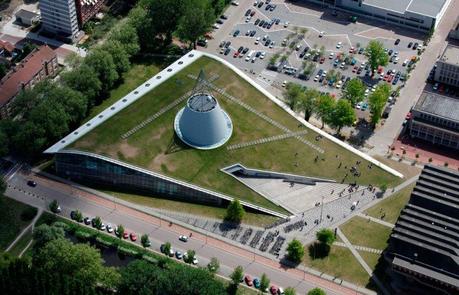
xmin=6 ymin=207 xmax=43 ymax=252
xmin=357 ymin=213 xmax=395 ymax=229
xmin=334 ymin=241 xmax=383 ymax=255
xmin=337 ymin=228 xmax=390 ymax=295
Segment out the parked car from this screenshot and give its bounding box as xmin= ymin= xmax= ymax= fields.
xmin=408 ymin=42 xmax=413 ymax=48
xmin=179 ymin=235 xmax=189 ymax=242
xmin=245 ymin=275 xmax=253 ymax=286
xmin=175 ymin=251 xmax=183 ymax=259
xmin=395 ymin=38 xmax=400 ymax=45
xmin=253 ymin=278 xmax=261 ymax=289
xmin=233 ymin=30 xmax=240 ymax=37
xmin=123 ymin=231 xmax=129 ymax=239
xmin=83 ymin=217 xmax=91 ymax=225
xmin=106 ymin=223 xmax=113 ymax=233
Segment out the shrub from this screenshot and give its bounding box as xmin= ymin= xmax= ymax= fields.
xmin=20 ymin=207 xmax=38 ymax=221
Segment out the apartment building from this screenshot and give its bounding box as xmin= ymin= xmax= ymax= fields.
xmin=39 ymin=0 xmax=80 ymax=41
xmin=434 ymin=45 xmax=459 ymax=88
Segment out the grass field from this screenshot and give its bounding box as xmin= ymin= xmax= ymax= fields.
xmin=365 ymin=184 xmax=415 ymax=224
xmin=359 ymin=251 xmax=381 ymax=272
xmin=303 ymin=245 xmax=370 ymax=286
xmin=85 ymin=57 xmax=166 ymax=121
xmin=71 ymin=56 xmax=399 ymax=213
xmin=8 ymin=228 xmax=32 ymax=257
xmin=340 ymin=216 xmax=392 ymax=250
xmin=0 ymin=197 xmax=37 ymax=250
xmin=108 ymin=190 xmax=279 ymax=227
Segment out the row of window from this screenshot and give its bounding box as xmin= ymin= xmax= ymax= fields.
xmin=417 ymin=113 xmax=459 ymax=130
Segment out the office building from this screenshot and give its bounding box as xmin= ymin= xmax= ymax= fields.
xmin=386 ymin=164 xmax=459 ymax=294
xmin=408 ymin=91 xmax=459 ymax=150
xmin=434 ymin=45 xmax=459 ymax=88
xmin=303 ymin=0 xmax=451 ymax=32
xmin=39 ymin=0 xmax=80 ymax=41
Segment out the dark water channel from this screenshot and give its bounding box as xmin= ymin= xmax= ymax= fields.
xmin=66 ymin=234 xmax=136 ymax=267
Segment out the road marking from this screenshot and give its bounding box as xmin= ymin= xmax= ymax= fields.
xmin=282 ymin=2 xmax=321 ymax=18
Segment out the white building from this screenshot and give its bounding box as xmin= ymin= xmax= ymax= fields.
xmin=39 ymin=0 xmax=80 ymax=41
xmin=304 ymin=0 xmax=451 ymax=32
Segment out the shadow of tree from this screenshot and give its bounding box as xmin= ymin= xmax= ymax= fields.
xmin=165 ymin=133 xmax=191 ymax=154
xmin=308 ymin=242 xmax=331 ymax=259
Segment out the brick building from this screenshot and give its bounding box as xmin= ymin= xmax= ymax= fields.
xmin=75 ymin=0 xmax=105 ymax=27
xmin=0 ymin=45 xmax=58 ymax=118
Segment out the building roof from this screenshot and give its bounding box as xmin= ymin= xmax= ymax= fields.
xmin=388 ymin=165 xmax=459 ymax=288
xmin=15 ymin=9 xmax=40 ymax=21
xmin=413 ymin=91 xmax=459 ymax=123
xmin=439 ymin=44 xmax=459 ymax=66
xmin=0 ymin=45 xmax=56 ymax=108
xmin=363 ymin=0 xmax=447 ymax=17
xmin=0 ymin=40 xmax=15 ymax=53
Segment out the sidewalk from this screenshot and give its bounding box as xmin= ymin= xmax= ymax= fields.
xmin=6 ymin=207 xmax=43 ymax=252
xmin=357 ymin=213 xmax=394 ymax=229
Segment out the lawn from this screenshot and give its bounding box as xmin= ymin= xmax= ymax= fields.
xmin=303 ymin=245 xmax=370 ymax=286
xmin=8 ymin=228 xmax=33 ymax=257
xmin=70 ymin=56 xmax=399 ymax=213
xmin=365 ymin=184 xmax=415 ymax=224
xmin=0 ymin=197 xmax=37 ymax=250
xmin=340 ymin=216 xmax=392 ymax=250
xmin=359 ymin=251 xmax=381 ymax=272
xmin=105 ymin=190 xmax=280 ymax=227
xmin=85 ymin=56 xmax=166 ymax=121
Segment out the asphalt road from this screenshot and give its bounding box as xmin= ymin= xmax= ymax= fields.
xmin=6 ymin=171 xmax=361 ymax=295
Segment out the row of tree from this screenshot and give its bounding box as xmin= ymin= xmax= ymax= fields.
xmin=284 ymin=83 xmax=356 ymax=134
xmin=0 ymin=18 xmax=141 ymax=159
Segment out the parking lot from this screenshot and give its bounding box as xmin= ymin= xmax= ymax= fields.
xmin=205 ymin=0 xmax=425 ymax=118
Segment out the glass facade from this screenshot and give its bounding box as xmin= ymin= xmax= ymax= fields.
xmin=55 ymin=151 xmax=223 ymax=206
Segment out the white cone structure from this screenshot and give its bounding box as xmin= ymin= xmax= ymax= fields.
xmin=174 ymin=93 xmax=233 ymax=149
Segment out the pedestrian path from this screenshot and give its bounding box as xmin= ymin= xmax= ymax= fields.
xmin=6 ymin=207 xmax=43 ymax=252
xmin=226 ymin=130 xmax=309 ymax=150
xmin=357 ymin=213 xmax=395 ymax=228
xmin=337 ymin=228 xmax=390 ymax=295
xmin=333 ymin=241 xmax=383 ymax=254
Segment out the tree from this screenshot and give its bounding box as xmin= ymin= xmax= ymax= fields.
xmin=117 ymin=224 xmax=125 ymax=239
xmin=260 ymin=273 xmax=270 ymax=292
xmin=0 ymin=177 xmax=6 ymax=195
xmin=163 ymin=241 xmax=171 ymax=255
xmin=142 ymin=0 xmax=186 ymax=45
xmin=32 ymin=224 xmax=65 ymax=250
xmin=141 ymin=234 xmax=151 ymax=248
xmin=286 ymin=239 xmax=305 ymax=263
xmin=93 ymin=216 xmax=102 ymax=229
xmin=295 ymin=90 xmax=318 ymax=121
xmin=366 ymin=40 xmax=389 ymax=74
xmin=342 ymin=78 xmax=365 ymax=105
xmin=308 ymin=287 xmax=326 ymax=295
xmin=74 ymin=210 xmax=83 ymax=222
xmin=369 ymin=83 xmax=390 ymax=126
xmin=33 ymin=238 xmax=120 ymax=288
xmin=230 ymin=265 xmax=244 ymax=285
xmin=176 ymin=0 xmax=214 ymax=48
xmin=84 ymin=48 xmax=118 ymax=93
xmin=49 ymin=200 xmax=59 ymax=213
xmin=109 ymin=22 xmax=140 ymax=56
xmin=0 ymin=127 xmax=9 ymax=157
xmin=225 ymin=199 xmax=245 ymax=223
xmin=284 ymin=83 xmax=303 ymax=109
xmin=285 ymin=287 xmax=296 ymax=295
xmin=329 ymin=99 xmax=356 ymax=134
xmin=61 ymin=64 xmax=102 ymax=106
xmin=102 ymin=40 xmax=131 ymax=74
xmin=315 ymin=94 xmax=335 ymax=128
xmin=316 ymin=228 xmax=336 ymax=246
xmin=185 ymin=249 xmax=196 ymax=264
xmin=207 ymin=257 xmax=219 ymax=273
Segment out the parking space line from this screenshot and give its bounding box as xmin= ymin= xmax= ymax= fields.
xmin=282 ymin=2 xmax=321 ymax=18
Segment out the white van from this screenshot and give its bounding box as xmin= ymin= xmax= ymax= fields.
xmin=245 ymin=50 xmax=255 ymax=61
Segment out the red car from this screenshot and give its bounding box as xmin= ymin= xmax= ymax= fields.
xmin=245 ymin=275 xmax=253 ymax=286
xmin=270 ymin=285 xmax=279 ymax=294
xmin=233 ymin=52 xmax=239 ymax=58
xmin=319 ymin=57 xmax=325 ymax=64
xmin=377 ymin=66 xmax=384 ymax=74
xmin=352 ymin=66 xmax=358 ymax=73
xmin=250 ymin=10 xmax=256 ymax=16
xmin=130 ymin=233 xmax=137 ymax=241
xmin=123 ymin=232 xmax=129 ymax=239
